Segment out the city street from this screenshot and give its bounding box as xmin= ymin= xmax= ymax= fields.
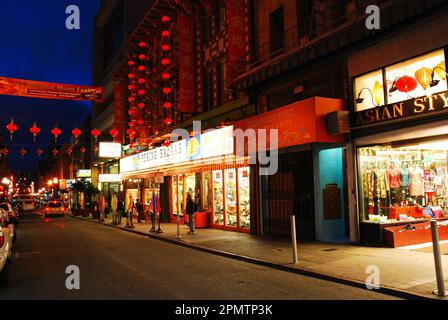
xmin=0 ymin=212 xmax=399 ymax=300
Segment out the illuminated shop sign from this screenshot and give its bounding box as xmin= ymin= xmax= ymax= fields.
xmin=354 ymin=49 xmax=447 ymax=112
xmin=77 ymin=169 xmax=92 ymax=178
xmin=120 ymin=126 xmax=234 ymax=173
xmin=99 ymin=142 xmax=122 ymax=158
xmin=98 ymin=174 xmax=122 ymax=183
xmin=351 ymin=90 xmax=448 ymax=127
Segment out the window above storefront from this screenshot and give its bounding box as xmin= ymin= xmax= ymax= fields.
xmin=354 ymin=49 xmax=447 ymax=112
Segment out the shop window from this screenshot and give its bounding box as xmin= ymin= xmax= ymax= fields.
xmin=354 ymin=49 xmax=447 ymax=112
xmin=296 ymin=0 xmax=314 ymax=38
xmin=385 ymin=50 xmax=447 ymax=105
xmin=213 ymin=170 xmax=224 ymax=225
xmin=358 ymin=140 xmax=448 ymax=224
xmin=225 ymin=169 xmax=237 ymax=227
xmin=172 ymin=176 xmax=179 ymax=216
xmin=238 ymin=168 xmax=251 ymax=229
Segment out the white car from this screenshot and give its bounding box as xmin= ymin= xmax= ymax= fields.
xmin=0 ymin=209 xmax=14 ymax=286
xmin=44 ymin=201 xmax=66 ymax=217
xmin=16 ymin=195 xmax=35 ymax=211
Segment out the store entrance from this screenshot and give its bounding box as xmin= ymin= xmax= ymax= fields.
xmin=262 ymin=150 xmax=316 ymax=239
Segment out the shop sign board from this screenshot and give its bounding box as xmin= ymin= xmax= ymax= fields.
xmin=120 ymin=126 xmax=234 ymax=174
xmin=351 ymin=90 xmax=448 ymax=128
xmin=98 ymin=174 xmax=122 ymax=183
xmin=99 ymin=142 xmax=122 ymax=158
xmin=77 ymin=169 xmax=92 ymax=178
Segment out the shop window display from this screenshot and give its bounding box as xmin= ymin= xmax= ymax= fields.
xmin=203 ymin=172 xmax=213 ymax=211
xmin=358 ymin=141 xmax=448 ymax=224
xmin=213 ymin=170 xmax=224 ymax=225
xmin=225 ymin=169 xmax=237 ymax=227
xmin=238 ymin=168 xmax=250 ymax=229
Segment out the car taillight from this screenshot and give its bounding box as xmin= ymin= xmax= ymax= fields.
xmin=0 ymin=234 xmax=4 ymax=248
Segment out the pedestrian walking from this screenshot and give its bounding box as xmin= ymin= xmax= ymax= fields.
xmin=186 ymin=193 xmax=198 ymax=234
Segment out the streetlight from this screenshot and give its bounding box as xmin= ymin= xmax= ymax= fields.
xmin=53 ymin=177 xmax=59 ymax=184
xmin=48 ymin=180 xmax=53 ymax=186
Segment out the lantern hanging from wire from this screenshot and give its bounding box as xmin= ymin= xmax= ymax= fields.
xmin=19 ymin=148 xmax=27 ymax=157
xmin=36 ymin=148 xmax=43 ymax=157
xmin=6 ymin=119 xmax=18 ymax=141
xmin=2 ymin=148 xmax=9 ymax=157
xmin=72 ymin=127 xmax=82 ymax=143
xmin=109 ymin=128 xmax=119 ymax=139
xmin=52 ymin=148 xmax=59 ymax=158
xmin=51 ymin=126 xmax=62 ymax=142
xmin=395 ymin=76 xmax=418 ymax=93
xmin=91 ymin=128 xmax=101 ymax=143
xmin=29 ymin=122 xmax=40 ymax=142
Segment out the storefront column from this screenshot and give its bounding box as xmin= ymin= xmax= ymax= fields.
xmin=346 ymin=141 xmax=360 ymax=243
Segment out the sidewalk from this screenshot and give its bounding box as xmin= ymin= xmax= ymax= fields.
xmin=71 ymin=213 xmax=448 ymax=300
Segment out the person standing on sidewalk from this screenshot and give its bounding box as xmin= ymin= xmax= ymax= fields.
xmin=186 ymin=193 xmax=197 ymax=235
xmin=136 ymin=199 xmax=144 ymax=223
xmin=111 ymin=192 xmax=118 ymax=225
xmin=98 ymin=194 xmax=105 ymax=222
xmin=117 ymin=197 xmax=124 ymax=224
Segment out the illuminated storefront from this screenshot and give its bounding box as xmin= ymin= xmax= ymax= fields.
xmin=120 ymin=126 xmax=253 ymax=233
xmin=351 ymin=48 xmax=448 ymax=246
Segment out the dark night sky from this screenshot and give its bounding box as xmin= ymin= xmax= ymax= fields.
xmin=0 ymin=0 xmax=100 ymax=173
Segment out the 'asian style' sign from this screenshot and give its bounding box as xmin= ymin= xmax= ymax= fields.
xmin=351 ymin=90 xmax=448 ymax=128
xmin=0 ymin=77 xmax=103 ymax=102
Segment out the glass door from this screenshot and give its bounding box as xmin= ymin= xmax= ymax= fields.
xmin=225 ymin=169 xmax=238 ymax=227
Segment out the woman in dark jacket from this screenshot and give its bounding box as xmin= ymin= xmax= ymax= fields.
xmin=186 ymin=193 xmax=197 ymax=234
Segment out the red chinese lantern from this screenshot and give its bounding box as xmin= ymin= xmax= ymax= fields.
xmin=163 ymin=140 xmax=171 ymax=147
xmin=128 ymin=108 xmax=136 ymax=115
xmin=137 ymin=119 xmax=145 ymax=125
xmin=51 ymin=127 xmax=62 ymax=142
xmin=80 ymin=147 xmax=86 ymax=154
xmin=6 ymin=120 xmax=18 ymax=141
xmin=161 ymin=44 xmax=170 ymax=52
xmin=138 ymin=65 xmax=146 ymax=72
xmin=128 ymin=84 xmax=135 ymax=90
xmin=109 ymin=128 xmax=119 ymax=139
xmin=128 ymin=73 xmax=135 ymax=79
xmin=138 ymin=89 xmax=145 ymax=96
xmin=162 ymin=72 xmax=171 ymax=80
xmin=163 ymin=102 xmax=172 ymax=109
xmin=138 ymin=54 xmax=146 ymax=60
xmin=19 ymin=148 xmax=27 ymax=157
xmin=66 ymin=147 xmax=73 ymax=155
xmin=163 ymin=87 xmax=172 ymax=94
xmin=29 ymin=122 xmax=40 ymax=142
xmin=161 ymin=58 xmax=170 ymax=66
xmin=162 ymin=30 xmax=170 ymax=37
xmin=139 ymin=41 xmax=147 ymax=48
xmin=128 ymin=121 xmax=135 ymax=127
xmin=72 ymin=128 xmax=82 ymax=139
xmin=395 ymin=76 xmax=418 ymax=93
xmin=163 ymin=118 xmax=172 ymax=125
xmin=162 ymin=15 xmax=170 ymax=23
xmin=52 ymin=148 xmax=59 ymax=158
xmin=126 ymin=128 xmax=136 ymax=138
xmin=36 ymin=148 xmax=43 ymax=157
xmin=138 ymin=78 xmax=146 ymax=84
xmin=128 ymin=96 xmax=135 ymax=102
xmin=2 ymin=148 xmax=9 ymax=156
xmin=91 ymin=128 xmax=101 ymax=142
xmin=137 ymin=102 xmax=145 ymax=109
xmin=128 ymin=60 xmax=135 ymax=67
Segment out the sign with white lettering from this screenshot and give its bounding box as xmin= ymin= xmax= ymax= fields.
xmin=77 ymin=169 xmax=92 ymax=178
xmin=99 ymin=142 xmax=122 ymax=158
xmin=98 ymin=174 xmax=122 ymax=183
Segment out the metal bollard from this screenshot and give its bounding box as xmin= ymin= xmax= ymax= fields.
xmin=290 ymin=215 xmax=298 ymax=264
xmin=430 ymin=220 xmax=447 ymax=296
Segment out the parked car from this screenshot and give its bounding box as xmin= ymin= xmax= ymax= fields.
xmin=16 ymin=194 xmax=35 ymax=211
xmin=0 ymin=209 xmax=14 ymax=286
xmin=0 ymin=203 xmax=19 ymax=226
xmin=44 ymin=201 xmax=66 ymax=217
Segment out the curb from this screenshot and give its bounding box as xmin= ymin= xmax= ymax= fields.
xmin=69 ymin=215 xmax=442 ymax=301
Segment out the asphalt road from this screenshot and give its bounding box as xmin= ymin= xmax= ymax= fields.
xmin=0 ymin=212 xmax=400 ymax=300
